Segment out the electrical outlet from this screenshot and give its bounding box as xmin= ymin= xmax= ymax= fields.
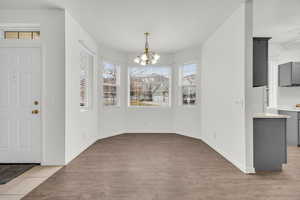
xmin=213 ymin=131 xmax=217 ymax=140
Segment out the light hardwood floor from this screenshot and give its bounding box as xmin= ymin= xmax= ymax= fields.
xmin=22 ymin=133 xmax=300 ymax=200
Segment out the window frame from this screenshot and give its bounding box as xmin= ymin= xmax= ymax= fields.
xmin=178 ymin=62 xmax=198 ymax=107
xmin=79 ymin=43 xmax=95 ymax=112
xmin=3 ymin=31 xmax=40 ymax=40
xmin=0 ymin=25 xmax=40 ymax=40
xmin=102 ymin=61 xmax=121 ymax=107
xmin=127 ymin=65 xmax=172 ymax=108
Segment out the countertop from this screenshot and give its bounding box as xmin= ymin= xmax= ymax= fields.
xmin=253 ymin=113 xmax=290 ymax=119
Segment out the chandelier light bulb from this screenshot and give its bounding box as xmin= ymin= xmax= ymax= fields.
xmin=141 ymin=53 xmax=147 ymax=61
xmin=134 ymin=57 xmax=141 ymax=63
xmin=134 ymin=32 xmax=160 ymax=65
xmin=151 ymin=59 xmax=157 ymax=65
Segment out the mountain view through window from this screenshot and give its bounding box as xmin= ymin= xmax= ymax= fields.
xmin=129 ymin=67 xmax=170 ymax=106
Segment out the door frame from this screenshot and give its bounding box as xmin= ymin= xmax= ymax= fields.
xmin=0 ymin=40 xmax=44 ymax=164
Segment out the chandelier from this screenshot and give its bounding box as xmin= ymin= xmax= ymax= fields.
xmin=134 ymin=32 xmax=160 ymax=65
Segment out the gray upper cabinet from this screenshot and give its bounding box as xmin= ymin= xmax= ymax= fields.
xmin=253 ymin=37 xmax=271 ymax=87
xmin=278 ymin=62 xmax=300 ymax=87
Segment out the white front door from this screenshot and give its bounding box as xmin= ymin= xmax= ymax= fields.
xmin=0 ymin=47 xmax=41 ymax=163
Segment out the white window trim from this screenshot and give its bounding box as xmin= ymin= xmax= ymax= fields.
xmin=79 ymin=41 xmax=95 ymax=112
xmin=0 ymin=25 xmax=40 ymax=41
xmin=127 ymin=65 xmax=172 ymax=108
xmin=102 ymin=61 xmax=121 ymax=107
xmin=178 ymin=62 xmax=198 ymax=107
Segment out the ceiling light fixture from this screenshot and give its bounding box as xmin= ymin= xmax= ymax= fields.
xmin=134 ymin=32 xmax=160 ymax=66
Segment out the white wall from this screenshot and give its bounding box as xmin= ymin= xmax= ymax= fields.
xmin=200 ymin=2 xmax=253 ymax=172
xmin=173 ymin=47 xmax=202 ymax=138
xmin=98 ymin=52 xmax=176 ymax=137
xmin=65 ymin=11 xmax=99 ymax=163
xmin=124 ymin=54 xmax=175 ymax=133
xmin=268 ymin=44 xmax=282 ymax=108
xmin=244 ymin=0 xmax=262 ymax=173
xmin=0 ymin=9 xmax=66 ymax=165
xmin=98 ymin=49 xmax=203 ymax=137
xmin=269 ymin=44 xmax=300 ymax=107
xmin=98 ymin=45 xmax=128 ymax=138
xmin=0 ymin=9 xmax=102 ymax=165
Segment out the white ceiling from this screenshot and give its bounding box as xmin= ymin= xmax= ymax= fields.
xmin=51 ymin=0 xmax=246 ymax=53
xmin=1 ymin=0 xmax=299 ymax=52
xmin=0 ymin=0 xmax=57 ymax=9
xmin=254 ymin=0 xmax=300 ymax=47
xmin=0 ymin=0 xmax=244 ymax=53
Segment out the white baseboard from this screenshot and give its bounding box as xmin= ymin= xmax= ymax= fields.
xmin=122 ymin=131 xmax=176 ymax=134
xmin=245 ymin=166 xmax=255 ymax=174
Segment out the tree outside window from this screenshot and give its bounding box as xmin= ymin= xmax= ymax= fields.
xmin=103 ymin=62 xmax=120 ymax=106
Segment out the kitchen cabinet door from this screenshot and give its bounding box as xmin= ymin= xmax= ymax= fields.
xmin=279 ymin=110 xmax=299 ymax=146
xmin=253 ymin=38 xmax=271 ymax=87
xmin=292 ymin=62 xmax=300 ymax=85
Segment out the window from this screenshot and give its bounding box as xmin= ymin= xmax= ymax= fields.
xmin=4 ymin=31 xmax=40 ymax=40
xmin=103 ymin=62 xmax=120 ymax=106
xmin=79 ymin=48 xmax=94 ymax=111
xmin=179 ymin=63 xmax=197 ymax=105
xmin=129 ymin=66 xmax=171 ymax=107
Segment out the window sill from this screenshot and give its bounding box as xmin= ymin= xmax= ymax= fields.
xmin=180 ymin=104 xmax=198 ymax=107
xmin=103 ymin=105 xmax=121 ymax=109
xmin=127 ymin=106 xmax=172 ymax=110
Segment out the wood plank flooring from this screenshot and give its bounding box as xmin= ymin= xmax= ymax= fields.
xmin=23 ymin=133 xmax=300 ymax=200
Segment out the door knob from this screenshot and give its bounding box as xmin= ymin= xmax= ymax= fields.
xmin=32 ymin=109 xmax=39 ymax=114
